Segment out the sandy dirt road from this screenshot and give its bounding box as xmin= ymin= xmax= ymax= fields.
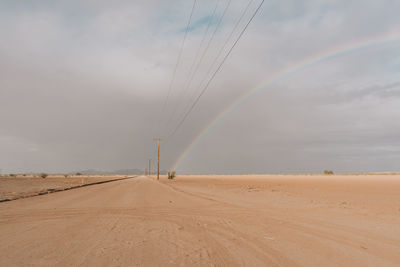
xmin=0 ymin=175 xmax=399 ymax=266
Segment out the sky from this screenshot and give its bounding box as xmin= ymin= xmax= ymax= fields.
xmin=0 ymin=0 xmax=399 ymax=174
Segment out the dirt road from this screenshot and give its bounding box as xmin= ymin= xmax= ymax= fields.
xmin=0 ymin=175 xmax=399 ymax=266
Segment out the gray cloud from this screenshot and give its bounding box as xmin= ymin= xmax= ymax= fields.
xmin=1 ymin=0 xmax=400 ymax=174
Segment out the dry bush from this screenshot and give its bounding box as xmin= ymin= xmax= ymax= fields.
xmin=324 ymin=170 xmax=334 ymax=175
xmin=168 ymin=171 xmax=176 ymax=179
xmin=40 ymin=173 xmax=48 ymax=179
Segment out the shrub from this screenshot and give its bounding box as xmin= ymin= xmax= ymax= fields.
xmin=9 ymin=174 xmax=16 ymax=177
xmin=168 ymin=171 xmax=176 ymax=179
xmin=76 ymin=172 xmax=82 ymax=176
xmin=64 ymin=174 xmax=68 ymax=178
xmin=40 ymin=173 xmax=48 ymax=179
xmin=324 ymin=170 xmax=334 ymax=175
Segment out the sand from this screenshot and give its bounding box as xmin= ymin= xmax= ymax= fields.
xmin=0 ymin=175 xmax=132 ymax=201
xmin=0 ymin=174 xmax=399 ymax=266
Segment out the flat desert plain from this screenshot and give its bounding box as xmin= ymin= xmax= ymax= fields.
xmin=0 ymin=175 xmax=133 ymax=201
xmin=0 ymin=174 xmax=399 ymax=266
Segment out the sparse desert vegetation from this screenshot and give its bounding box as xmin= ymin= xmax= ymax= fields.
xmin=168 ymin=170 xmax=176 ymax=179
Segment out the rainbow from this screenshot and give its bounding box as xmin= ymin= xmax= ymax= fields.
xmin=172 ymin=32 xmax=400 ymax=171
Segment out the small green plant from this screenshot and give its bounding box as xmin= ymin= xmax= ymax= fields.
xmin=76 ymin=172 xmax=82 ymax=176
xmin=324 ymin=170 xmax=334 ymax=175
xmin=40 ymin=173 xmax=48 ymax=179
xmin=168 ymin=171 xmax=176 ymax=179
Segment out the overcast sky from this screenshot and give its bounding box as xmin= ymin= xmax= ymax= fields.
xmin=1 ymin=0 xmax=399 ymax=174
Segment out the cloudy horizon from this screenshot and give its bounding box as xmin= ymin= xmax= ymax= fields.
xmin=1 ymin=0 xmax=400 ymax=174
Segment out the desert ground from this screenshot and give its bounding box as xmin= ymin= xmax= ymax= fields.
xmin=0 ymin=174 xmax=133 ymax=201
xmin=0 ymin=174 xmax=399 ymax=266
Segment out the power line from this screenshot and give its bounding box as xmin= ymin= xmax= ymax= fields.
xmin=165 ymin=0 xmax=232 ymax=131
xmin=169 ymin=0 xmax=265 ymax=137
xmin=180 ymin=0 xmax=220 ymax=96
xmin=178 ymin=0 xmax=255 ymax=125
xmin=163 ymin=0 xmax=220 ymax=129
xmin=158 ymin=0 xmax=197 ymax=135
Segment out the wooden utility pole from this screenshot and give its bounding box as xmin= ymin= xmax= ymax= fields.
xmin=154 ymin=138 xmax=162 ymax=180
xmin=148 ymin=159 xmax=152 ymax=176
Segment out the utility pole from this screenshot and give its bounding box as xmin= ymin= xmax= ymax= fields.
xmin=154 ymin=138 xmax=162 ymax=180
xmin=148 ymin=159 xmax=152 ymax=176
